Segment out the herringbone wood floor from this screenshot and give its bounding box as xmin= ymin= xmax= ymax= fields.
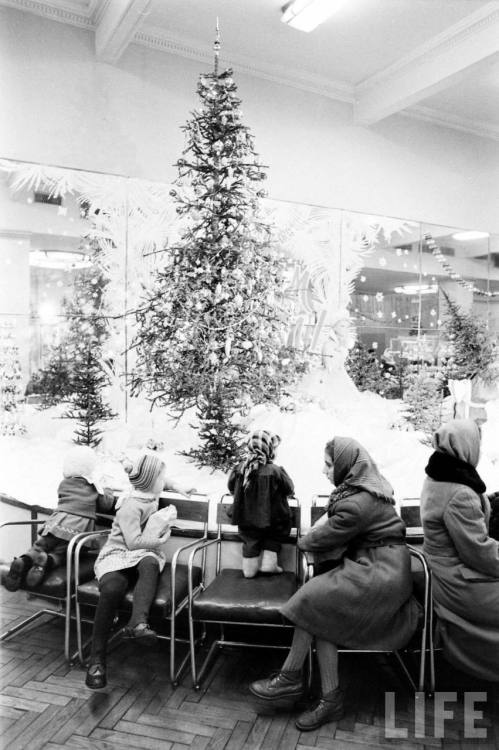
xmin=0 ymin=588 xmax=497 ymax=750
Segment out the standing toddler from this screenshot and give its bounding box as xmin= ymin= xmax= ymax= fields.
xmin=228 ymin=429 xmax=294 ymax=578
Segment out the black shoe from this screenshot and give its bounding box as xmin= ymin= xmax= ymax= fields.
xmin=3 ymin=558 xmax=29 ymax=592
xmin=295 ymin=688 xmax=344 ymax=731
xmin=249 ymin=670 xmax=303 ymax=708
xmin=120 ymin=623 xmax=158 ymax=645
xmin=85 ymin=661 xmax=107 ymax=689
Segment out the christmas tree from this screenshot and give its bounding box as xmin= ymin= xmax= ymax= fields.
xmin=132 ymin=38 xmax=302 ymax=470
xmin=441 ymin=291 xmax=496 ymax=381
xmin=62 ymin=239 xmax=116 ymax=445
xmin=402 ymin=371 xmax=443 ymax=443
xmin=345 ymin=342 xmax=385 ymax=394
xmin=31 ymin=343 xmax=73 ymax=408
xmin=0 ymin=324 xmax=26 ymax=436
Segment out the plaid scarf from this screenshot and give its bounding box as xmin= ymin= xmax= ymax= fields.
xmin=241 ymin=430 xmax=281 ymax=488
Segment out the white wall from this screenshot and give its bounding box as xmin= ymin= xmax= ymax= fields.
xmin=1 ymin=6 xmax=499 ymax=233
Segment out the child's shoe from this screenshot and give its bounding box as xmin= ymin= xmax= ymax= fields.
xmin=259 ymin=550 xmax=283 ymax=575
xmin=25 ymin=552 xmax=51 ymax=588
xmin=85 ymin=660 xmax=107 ymax=689
xmin=3 ymin=557 xmax=31 ymax=591
xmin=242 ymin=557 xmax=260 ymax=578
xmin=121 ymin=622 xmax=158 ymax=645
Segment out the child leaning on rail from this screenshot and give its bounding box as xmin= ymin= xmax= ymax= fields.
xmin=2 ymin=446 xmax=116 ymax=591
xmin=227 ymin=429 xmax=295 ymax=578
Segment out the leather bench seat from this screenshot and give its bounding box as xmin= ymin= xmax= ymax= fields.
xmin=77 ymin=562 xmax=202 ymax=618
xmin=0 ymin=555 xmax=97 ymax=599
xmin=191 ymin=568 xmax=298 ymax=624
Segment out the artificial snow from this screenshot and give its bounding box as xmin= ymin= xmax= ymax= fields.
xmin=2 ymin=380 xmax=499 ymax=528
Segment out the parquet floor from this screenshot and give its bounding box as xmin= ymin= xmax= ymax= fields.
xmin=0 ymin=588 xmax=497 ymax=750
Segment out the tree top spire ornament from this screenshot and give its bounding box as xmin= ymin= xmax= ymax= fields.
xmin=213 ymin=17 xmax=220 ymax=76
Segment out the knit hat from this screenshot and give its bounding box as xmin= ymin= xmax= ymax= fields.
xmin=63 ymin=446 xmax=97 ymax=481
xmin=127 ymin=453 xmax=165 ymax=493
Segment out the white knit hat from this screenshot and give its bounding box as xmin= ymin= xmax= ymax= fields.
xmin=63 ymin=446 xmax=97 ymax=481
xmin=128 ymin=453 xmax=165 ymax=493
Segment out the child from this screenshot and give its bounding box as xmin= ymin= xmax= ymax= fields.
xmin=228 ymin=429 xmax=294 ymax=578
xmin=3 ymin=446 xmax=115 ymax=591
xmin=85 ymin=452 xmax=194 ymax=690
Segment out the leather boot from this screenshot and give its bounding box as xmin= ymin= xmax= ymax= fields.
xmin=249 ymin=670 xmax=303 ymax=708
xmin=85 ymin=659 xmax=107 ymax=689
xmin=295 ymin=687 xmax=344 ymax=730
xmin=259 ymin=550 xmax=283 ymax=574
xmin=242 ymin=556 xmax=260 ymax=578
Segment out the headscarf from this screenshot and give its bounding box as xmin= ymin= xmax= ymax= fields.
xmin=425 ymin=419 xmax=486 ymax=494
xmin=327 ymin=437 xmax=395 ymax=510
xmin=241 ymin=429 xmax=280 ymax=488
xmin=432 ymin=418 xmax=480 ymax=467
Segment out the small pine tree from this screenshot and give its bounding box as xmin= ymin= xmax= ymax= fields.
xmin=403 ymin=372 xmax=443 ymax=442
xmin=0 ymin=325 xmax=26 ymax=436
xmin=62 ymin=239 xmax=115 ymax=444
xmin=65 ymin=349 xmax=115 ymax=446
xmin=345 ymin=342 xmax=385 ymax=394
xmin=33 ymin=344 xmax=73 ymax=408
xmin=132 ymin=60 xmax=304 ymax=469
xmin=441 ymin=291 xmax=496 ymax=381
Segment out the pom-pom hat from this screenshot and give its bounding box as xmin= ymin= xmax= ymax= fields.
xmin=128 ymin=453 xmax=165 ymax=493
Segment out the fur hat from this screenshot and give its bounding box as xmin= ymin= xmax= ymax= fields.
xmin=127 ymin=453 xmax=165 ymax=493
xmin=63 ymin=446 xmax=97 ymax=481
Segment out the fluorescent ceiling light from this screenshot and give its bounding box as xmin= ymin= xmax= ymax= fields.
xmin=394 ymin=284 xmax=437 ymax=295
xmin=281 ymin=0 xmax=346 ymax=32
xmin=451 ymin=231 xmax=489 ymax=241
xmin=29 ymin=250 xmax=91 ymax=269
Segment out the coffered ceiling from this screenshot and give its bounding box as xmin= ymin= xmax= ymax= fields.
xmin=2 ymin=0 xmax=499 ymax=139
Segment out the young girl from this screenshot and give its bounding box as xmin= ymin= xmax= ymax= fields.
xmin=85 ymin=452 xmax=194 ymax=689
xmin=3 ymin=446 xmax=115 ymax=591
xmin=228 ymin=429 xmax=294 ymax=578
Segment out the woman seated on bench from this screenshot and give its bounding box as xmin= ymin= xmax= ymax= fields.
xmin=250 ymin=436 xmax=420 ymax=731
xmin=421 ymin=418 xmax=499 ymax=682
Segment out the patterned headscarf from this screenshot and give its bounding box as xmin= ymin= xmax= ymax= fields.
xmin=326 ymin=437 xmax=394 ymax=510
xmin=242 ymin=429 xmax=281 ymax=488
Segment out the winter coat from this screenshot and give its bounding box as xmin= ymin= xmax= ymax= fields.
xmin=94 ymin=493 xmax=167 ymax=580
xmin=227 ymin=462 xmax=293 ymax=534
xmin=41 ymin=477 xmax=115 ymax=542
xmin=282 ymin=490 xmax=420 ymax=649
xmin=421 ymin=477 xmax=499 ymax=681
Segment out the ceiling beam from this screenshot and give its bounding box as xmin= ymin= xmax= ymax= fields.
xmin=354 ymin=3 xmax=499 ymax=126
xmin=95 ymin=0 xmax=152 ymax=63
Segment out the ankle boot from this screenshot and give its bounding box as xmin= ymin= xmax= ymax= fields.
xmin=259 ymin=550 xmax=283 ymax=574
xmin=85 ymin=659 xmax=107 ymax=689
xmin=249 ymin=670 xmax=303 ymax=707
xmin=295 ymin=687 xmax=344 ymax=731
xmin=3 ymin=556 xmax=31 ymax=592
xmin=242 ymin=556 xmax=260 ymax=578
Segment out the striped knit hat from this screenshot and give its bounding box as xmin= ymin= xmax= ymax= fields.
xmin=128 ymin=453 xmax=165 ymax=493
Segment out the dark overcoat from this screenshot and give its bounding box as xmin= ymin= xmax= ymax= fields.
xmin=281 ymin=490 xmax=420 ymax=649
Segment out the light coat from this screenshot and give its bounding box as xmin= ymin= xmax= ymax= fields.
xmin=421 ymin=476 xmax=499 ymax=681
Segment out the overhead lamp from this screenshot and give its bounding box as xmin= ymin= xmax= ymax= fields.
xmin=29 ymin=250 xmax=92 ymax=270
xmin=281 ymin=0 xmax=346 ymax=32
xmin=394 ymin=284 xmax=437 ymax=295
xmin=451 ymin=231 xmax=489 ymax=241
